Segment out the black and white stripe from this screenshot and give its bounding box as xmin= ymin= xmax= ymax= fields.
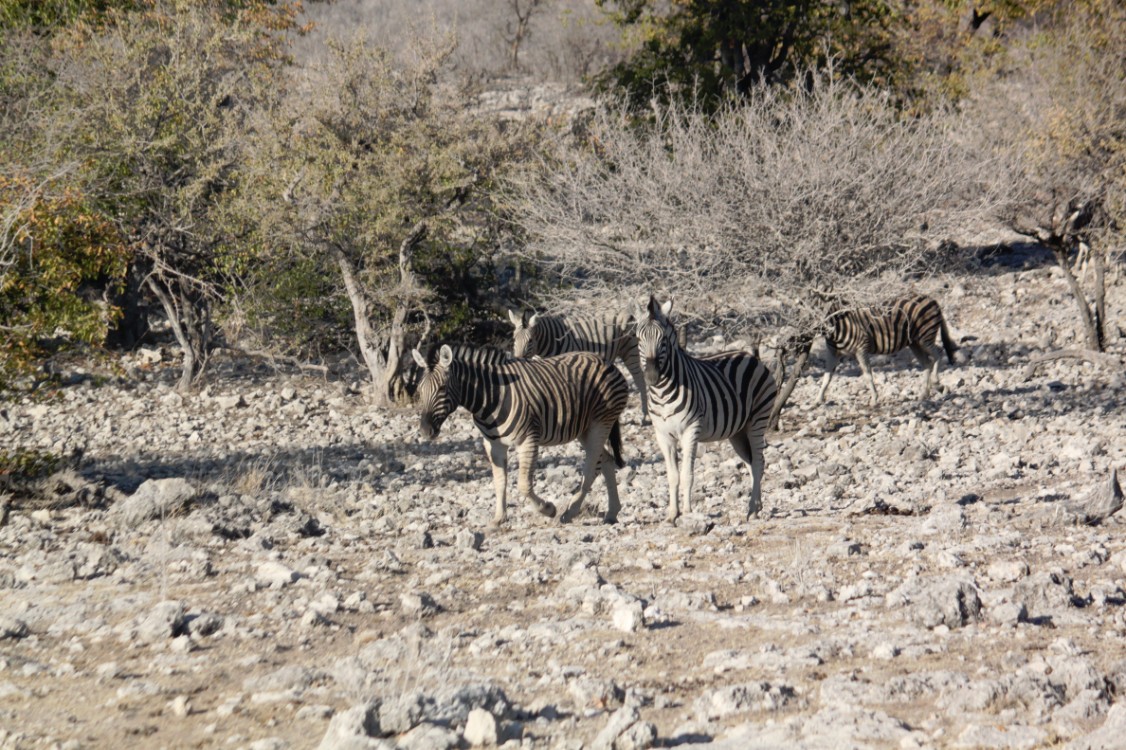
xmin=819 ymin=294 xmax=958 ymax=405
xmin=413 ymin=345 xmax=629 ymax=525
xmin=635 ymin=296 xmax=777 ymax=521
xmin=509 ymin=309 xmax=650 ymax=421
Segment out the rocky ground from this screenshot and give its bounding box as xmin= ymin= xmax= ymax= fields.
xmin=2 ymin=249 xmax=1125 ymax=750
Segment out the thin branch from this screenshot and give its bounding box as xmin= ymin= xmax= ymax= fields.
xmin=1022 ymin=349 xmax=1123 ymax=381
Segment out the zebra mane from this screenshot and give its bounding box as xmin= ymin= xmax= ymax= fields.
xmin=424 ymin=343 xmax=511 ymax=369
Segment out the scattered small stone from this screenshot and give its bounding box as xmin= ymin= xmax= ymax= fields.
xmin=317 ymin=702 xmax=382 ymax=750
xmin=986 ymin=560 xmax=1030 ymax=583
xmin=885 ymin=577 xmax=982 ymax=629
xmin=400 ymin=592 xmax=440 ymax=618
xmin=166 ymin=695 xmax=191 ymax=717
xmin=611 ymin=601 xmax=645 ymax=633
xmin=138 ymin=600 xmax=187 ymax=642
xmin=463 ymin=708 xmax=498 ymax=746
xmin=256 ymin=561 xmax=299 ymax=589
xmin=379 ymin=691 xmax=426 ymax=734
xmin=456 ymin=529 xmax=484 ymax=551
xmin=0 ymin=617 xmax=28 ymax=640
xmin=296 ymin=704 xmax=334 ymax=721
xmin=591 ymin=704 xmax=641 ymax=750
xmin=990 ymin=602 xmax=1029 ymax=626
xmin=113 ymin=478 xmax=197 ymax=526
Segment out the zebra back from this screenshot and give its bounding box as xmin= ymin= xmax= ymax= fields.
xmin=510 ymin=309 xmax=637 ymax=364
xmin=417 ymin=345 xmax=628 ymax=447
xmin=637 ymin=296 xmax=776 ymax=440
xmin=828 ymin=295 xmax=949 ymax=358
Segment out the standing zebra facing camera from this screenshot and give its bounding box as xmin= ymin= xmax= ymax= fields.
xmin=412 ymin=345 xmax=629 ymax=526
xmin=636 ymin=296 xmax=777 ymax=522
xmin=508 ymin=309 xmax=650 ymax=422
xmin=819 ymin=294 xmax=958 ymax=406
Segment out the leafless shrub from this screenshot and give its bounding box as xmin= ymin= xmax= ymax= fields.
xmin=509 ymin=74 xmax=998 ymax=337
xmin=506 ymin=73 xmax=999 ymax=421
xmin=294 ymin=0 xmax=627 ymax=83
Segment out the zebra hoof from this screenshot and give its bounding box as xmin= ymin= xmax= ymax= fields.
xmin=538 ymin=502 xmax=557 ymax=519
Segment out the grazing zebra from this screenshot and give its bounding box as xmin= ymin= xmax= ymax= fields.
xmin=819 ymin=294 xmax=958 ymax=406
xmin=508 ymin=309 xmax=650 ymax=422
xmin=412 ymin=345 xmax=629 ymax=526
xmin=636 ymin=296 xmax=777 ymax=522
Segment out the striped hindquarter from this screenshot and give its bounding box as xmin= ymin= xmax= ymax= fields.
xmin=636 ymin=296 xmax=777 ymax=522
xmin=413 ymin=345 xmax=629 ymax=525
xmin=820 ymin=294 xmax=958 ymax=405
xmin=509 ymin=309 xmax=650 ymax=420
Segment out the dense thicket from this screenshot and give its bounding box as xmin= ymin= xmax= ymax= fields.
xmin=2 ymin=0 xmax=1123 ymax=402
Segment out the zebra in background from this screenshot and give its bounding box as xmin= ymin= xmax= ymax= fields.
xmin=508 ymin=309 xmax=650 ymax=422
xmin=819 ymin=293 xmax=958 ymax=406
xmin=412 ymin=345 xmax=629 ymax=526
xmin=636 ymin=296 xmax=777 ymax=522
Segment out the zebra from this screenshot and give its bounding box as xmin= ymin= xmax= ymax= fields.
xmin=635 ymin=296 xmax=777 ymax=522
xmin=508 ymin=309 xmax=650 ymax=422
xmin=819 ymin=294 xmax=958 ymax=406
xmin=412 ymin=344 xmax=629 ymax=526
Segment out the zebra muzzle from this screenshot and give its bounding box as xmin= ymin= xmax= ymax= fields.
xmin=419 ymin=416 xmax=440 ymax=440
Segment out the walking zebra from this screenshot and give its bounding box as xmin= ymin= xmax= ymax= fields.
xmin=508 ymin=309 xmax=650 ymax=422
xmin=412 ymin=345 xmax=629 ymax=525
xmin=819 ymin=294 xmax=958 ymax=406
xmin=636 ymin=296 xmax=777 ymax=522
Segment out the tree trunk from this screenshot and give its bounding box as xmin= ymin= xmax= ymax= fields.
xmin=1093 ymin=241 xmax=1106 ymax=351
xmin=1051 ymin=243 xmax=1101 ymax=351
xmin=769 ymin=344 xmax=810 ymax=430
xmin=146 ymin=276 xmax=207 ymax=393
xmin=332 ymin=247 xmax=393 ymax=406
xmin=332 ymin=222 xmax=428 ymax=407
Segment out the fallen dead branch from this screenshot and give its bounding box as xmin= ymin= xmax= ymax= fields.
xmin=1022 ymin=349 xmax=1123 ymax=381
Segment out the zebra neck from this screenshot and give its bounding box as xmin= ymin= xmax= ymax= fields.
xmin=654 ymin=345 xmax=685 ymax=387
xmin=451 ymin=362 xmax=502 ymax=418
xmin=535 ymin=320 xmax=570 ymax=356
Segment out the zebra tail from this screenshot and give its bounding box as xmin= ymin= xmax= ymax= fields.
xmin=609 ymin=421 xmax=625 ymax=469
xmin=939 ymin=316 xmax=958 ymax=365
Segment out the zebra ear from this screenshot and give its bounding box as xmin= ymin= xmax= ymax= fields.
xmin=528 ymin=313 xmax=539 ymax=328
xmin=661 ymin=298 xmax=673 ymax=318
xmin=507 ymin=309 xmax=522 ymax=327
xmin=438 ymin=345 xmax=454 ymax=368
xmin=411 ymin=347 xmax=428 ymax=370
xmin=646 ymin=294 xmax=661 ymax=320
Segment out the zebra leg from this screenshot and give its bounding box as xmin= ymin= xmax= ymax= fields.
xmin=624 ymin=357 xmax=651 ymax=424
xmin=560 ymin=426 xmax=610 ymax=523
xmin=655 ymin=429 xmax=681 ymax=522
xmin=856 ymin=350 xmax=879 ymax=405
xmin=818 ymin=350 xmax=839 ymax=404
xmin=483 ymin=438 xmax=509 ymax=526
xmin=729 ymin=430 xmax=766 ymax=518
xmin=599 ymin=448 xmax=621 ymax=523
xmin=515 ymin=438 xmax=557 ymax=519
xmin=909 ymin=343 xmax=939 ymax=398
xmin=677 ymin=429 xmax=700 ymax=516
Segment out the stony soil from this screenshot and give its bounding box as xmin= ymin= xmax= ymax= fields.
xmin=2 ymin=250 xmax=1125 ymax=750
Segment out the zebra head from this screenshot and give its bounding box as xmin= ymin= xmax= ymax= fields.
xmin=636 ymin=295 xmax=676 ymax=386
xmin=508 ymin=309 xmax=539 ymax=358
xmin=413 ymin=345 xmax=456 ymax=440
